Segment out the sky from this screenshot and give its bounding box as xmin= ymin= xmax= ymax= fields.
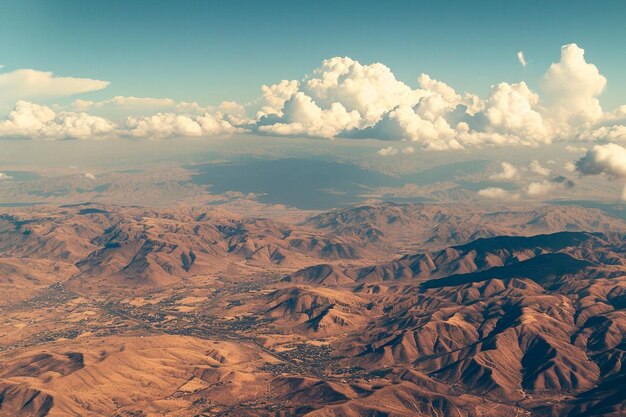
xmin=1 ymin=1 xmax=626 ymax=203
xmin=1 ymin=0 xmax=626 ymax=108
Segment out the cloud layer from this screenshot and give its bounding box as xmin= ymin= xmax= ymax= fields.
xmin=0 ymin=101 xmax=116 ymax=140
xmin=1 ymin=44 xmax=625 ymax=147
xmin=246 ymin=43 xmax=620 ymax=150
xmin=0 ymin=68 xmax=109 ymax=105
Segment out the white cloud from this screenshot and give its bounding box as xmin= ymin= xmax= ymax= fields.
xmin=0 ymin=100 xmax=245 ymax=140
xmin=257 ymin=80 xmax=300 ymax=118
xmin=575 ymin=143 xmax=626 ymax=178
xmin=69 ymin=96 xmax=178 ymax=118
xmin=579 ymin=124 xmax=626 ymax=142
xmin=525 ymin=180 xmax=556 ymax=197
xmin=366 ymin=104 xmax=456 ymax=145
xmin=303 ymin=57 xmax=421 ymax=125
xmin=68 ymin=96 xmax=253 ymax=128
xmin=0 ymin=43 xmax=624 ymax=147
xmin=253 ymin=59 xmax=480 ymax=148
xmin=84 ymin=172 xmax=96 ymax=180
xmin=0 ymin=172 xmax=12 ymax=180
xmin=542 ymin=43 xmax=607 ymax=129
xmin=529 ymin=160 xmax=551 ymax=176
xmin=257 ymin=92 xmax=360 ymax=138
xmin=0 ymin=101 xmax=116 ymax=140
xmin=377 ymin=146 xmax=398 ymax=156
xmin=480 ymin=178 xmax=568 ymax=200
xmin=478 ymin=187 xmax=519 ymax=200
xmin=565 ymin=162 xmax=577 ymax=173
xmin=0 ymin=68 xmax=109 ymax=105
xmin=125 ymin=111 xmax=244 ymax=139
xmin=415 ymin=74 xmax=466 ymax=118
xmin=489 ymin=162 xmax=519 ymax=180
xmin=247 ymin=44 xmax=619 ymax=149
xmin=483 ymin=82 xmax=550 ymax=142
xmin=402 ymin=146 xmax=415 ymax=154
xmin=363 ymin=75 xmax=484 ymax=149
xmin=517 ymin=51 xmax=527 ymax=67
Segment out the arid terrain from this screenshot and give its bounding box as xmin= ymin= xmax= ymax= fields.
xmin=0 ymin=201 xmax=625 ymax=416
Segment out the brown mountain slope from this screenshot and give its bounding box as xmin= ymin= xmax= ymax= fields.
xmin=0 ymin=204 xmax=369 ymax=292
xmin=2 ymin=204 xmax=626 ymax=416
xmin=306 ymin=232 xmax=626 ymax=414
xmin=290 ymin=231 xmax=622 ymax=286
xmin=303 ymin=203 xmax=626 ymax=252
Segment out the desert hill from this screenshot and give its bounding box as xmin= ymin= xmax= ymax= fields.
xmin=303 ymin=203 xmax=626 ymax=252
xmin=1 ymin=202 xmax=625 ymax=416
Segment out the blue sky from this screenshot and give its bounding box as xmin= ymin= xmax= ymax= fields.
xmin=2 ymin=0 xmax=625 ymax=109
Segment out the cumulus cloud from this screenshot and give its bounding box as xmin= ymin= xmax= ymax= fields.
xmin=1 ymin=43 xmax=625 ymax=146
xmin=245 ymin=43 xmax=622 ymax=149
xmin=0 ymin=100 xmax=247 ymax=140
xmin=479 ymin=178 xmax=570 ymax=200
xmin=377 ymin=146 xmax=398 ymax=156
xmin=0 ymin=101 xmax=116 ymax=140
xmin=70 ymin=96 xmax=178 ymax=118
xmin=257 ymin=80 xmax=300 ymax=118
xmin=402 ymin=146 xmax=415 ymax=154
xmin=478 ymin=187 xmax=519 ymax=200
xmin=529 ymin=160 xmax=551 ymax=176
xmin=257 ymin=92 xmax=360 ymax=138
xmin=489 ymin=162 xmax=519 ymax=180
xmin=253 ymin=57 xmax=430 ymax=140
xmin=575 ymin=143 xmax=626 ymax=177
xmin=303 ymin=57 xmax=421 ymax=125
xmin=580 ymin=124 xmax=626 ymax=142
xmin=517 ymin=51 xmax=527 ymax=67
xmin=525 ymin=180 xmax=556 ymax=197
xmin=68 ymin=96 xmax=252 ymax=127
xmin=0 ymin=68 xmax=109 ymax=106
xmin=84 ymin=172 xmax=96 ymax=180
xmin=542 ymin=43 xmax=607 ymax=129
xmin=483 ymin=82 xmax=550 ymax=142
xmin=251 ymin=57 xmax=485 ymax=149
xmin=0 ymin=172 xmax=12 ymax=180
xmin=363 ymin=103 xmax=456 ymax=147
xmin=480 ymin=168 xmax=575 ymax=200
xmin=125 ymin=111 xmax=244 ymax=139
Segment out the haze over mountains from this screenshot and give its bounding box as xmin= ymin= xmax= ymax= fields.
xmin=1 ymin=201 xmax=626 ymax=416
xmin=3 ymin=153 xmax=625 ymax=213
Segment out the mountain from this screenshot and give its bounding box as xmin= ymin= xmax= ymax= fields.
xmin=0 ymin=204 xmax=369 ymax=291
xmin=303 ymin=202 xmax=626 ymax=252
xmin=287 ymin=232 xmax=626 ymax=416
xmin=1 ymin=203 xmax=626 ymax=416
xmin=290 ymin=231 xmax=621 ymax=286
